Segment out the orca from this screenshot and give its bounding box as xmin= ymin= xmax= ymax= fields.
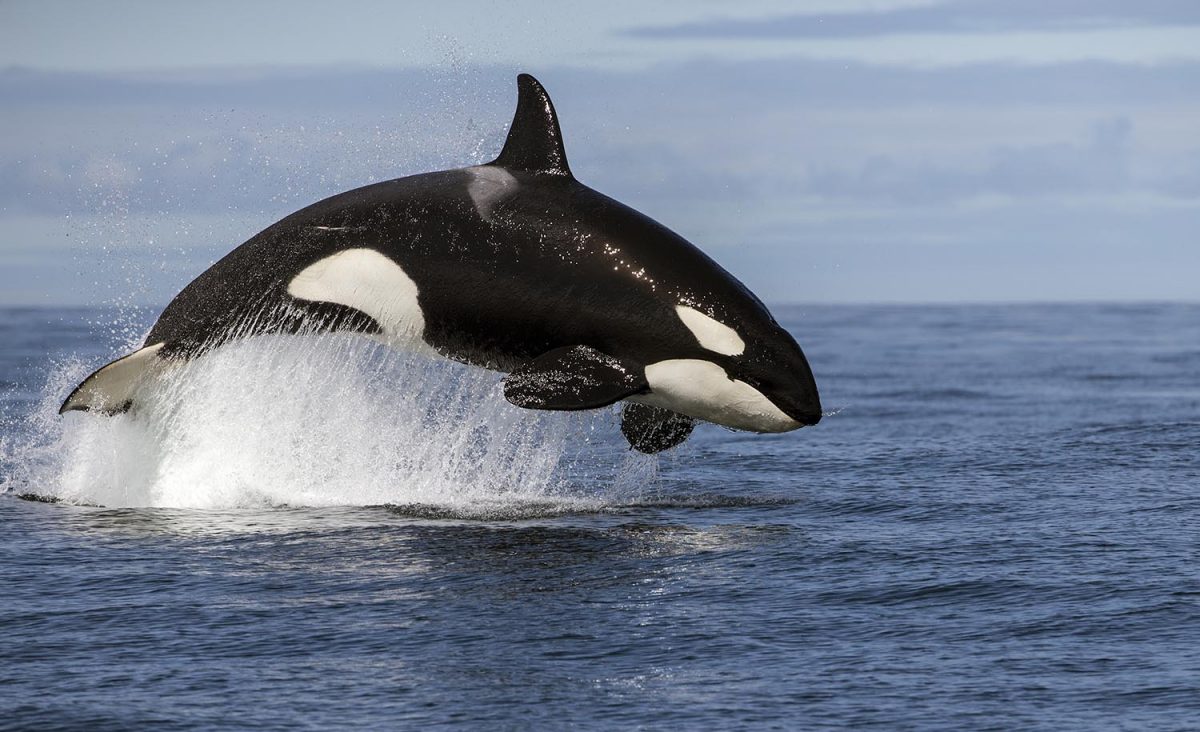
xmin=61 ymin=74 xmax=821 ymax=453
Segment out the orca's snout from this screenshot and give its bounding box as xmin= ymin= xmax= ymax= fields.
xmin=777 ymin=390 xmax=822 ymax=427
xmin=790 ymin=402 xmax=823 ymax=427
xmin=735 ymin=364 xmax=821 ymax=431
xmin=767 ymin=343 xmax=822 ymax=428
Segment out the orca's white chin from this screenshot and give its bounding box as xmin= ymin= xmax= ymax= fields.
xmin=635 ymin=359 xmax=802 ymax=433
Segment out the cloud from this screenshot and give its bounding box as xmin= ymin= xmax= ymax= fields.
xmin=625 ymin=0 xmax=1200 ymax=39
xmin=803 ymin=118 xmax=1137 ymax=203
xmin=3 ymin=61 xmax=1199 ymax=304
xmin=0 ymin=66 xmax=519 ymax=217
xmin=1 ymin=61 xmax=1197 ymax=219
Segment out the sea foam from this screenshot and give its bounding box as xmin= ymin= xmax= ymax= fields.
xmin=3 ymin=333 xmax=657 ymax=512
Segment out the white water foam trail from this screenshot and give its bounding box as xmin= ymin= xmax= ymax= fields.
xmin=4 ymin=334 xmax=658 ymax=513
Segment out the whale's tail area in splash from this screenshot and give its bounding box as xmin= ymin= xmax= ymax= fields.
xmin=59 ymin=343 xmax=168 ymax=415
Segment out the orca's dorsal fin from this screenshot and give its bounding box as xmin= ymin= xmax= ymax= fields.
xmin=492 ymin=74 xmax=572 ymax=177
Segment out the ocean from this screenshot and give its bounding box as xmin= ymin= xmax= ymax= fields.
xmin=1 ymin=303 xmax=1198 ymax=730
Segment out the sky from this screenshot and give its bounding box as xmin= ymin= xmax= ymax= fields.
xmin=1 ymin=0 xmax=1198 ymax=305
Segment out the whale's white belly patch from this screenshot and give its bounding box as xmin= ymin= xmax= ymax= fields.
xmin=287 ymin=248 xmax=434 ymax=353
xmin=636 ymin=359 xmax=798 ymax=433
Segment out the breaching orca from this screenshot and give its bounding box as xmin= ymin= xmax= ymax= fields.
xmin=61 ymin=74 xmax=821 ymax=453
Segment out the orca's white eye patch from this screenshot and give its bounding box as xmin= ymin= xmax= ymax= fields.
xmin=674 ymin=305 xmax=745 ymax=356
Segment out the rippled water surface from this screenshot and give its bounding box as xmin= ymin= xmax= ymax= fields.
xmin=2 ymin=304 xmax=1198 ymax=730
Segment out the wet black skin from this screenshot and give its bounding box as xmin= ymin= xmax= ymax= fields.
xmin=141 ymin=75 xmax=822 ymax=427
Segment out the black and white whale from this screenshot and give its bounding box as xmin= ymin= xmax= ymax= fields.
xmin=61 ymin=74 xmax=821 ymax=453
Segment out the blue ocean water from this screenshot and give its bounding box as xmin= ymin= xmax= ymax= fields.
xmin=1 ymin=303 xmax=1198 ymax=730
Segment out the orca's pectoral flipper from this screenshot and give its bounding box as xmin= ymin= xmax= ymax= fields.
xmin=504 ymin=345 xmax=646 ymax=411
xmin=59 ymin=343 xmax=169 ymax=415
xmin=620 ymin=402 xmax=696 ymax=454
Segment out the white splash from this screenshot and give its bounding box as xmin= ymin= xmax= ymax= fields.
xmin=2 ymin=333 xmax=658 ymax=513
